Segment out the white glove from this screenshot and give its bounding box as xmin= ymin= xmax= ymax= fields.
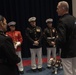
xmin=33 ymin=41 xmax=39 ymax=46
xmin=14 ymin=45 xmax=17 ymax=49
xmin=16 ymin=42 xmax=21 ymax=46
xmin=14 ymin=42 xmax=21 ymax=49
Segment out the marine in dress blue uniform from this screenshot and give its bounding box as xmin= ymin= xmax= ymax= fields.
xmin=26 ymin=17 xmax=43 ymax=72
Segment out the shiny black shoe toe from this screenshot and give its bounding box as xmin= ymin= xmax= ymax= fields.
xmin=31 ymin=69 xmax=37 ymax=72
xmin=19 ymin=70 xmax=24 ymax=74
xmin=47 ymin=66 xmax=51 ymax=69
xmin=38 ymin=68 xmax=42 ymax=71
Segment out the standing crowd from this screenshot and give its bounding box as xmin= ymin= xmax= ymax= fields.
xmin=0 ymin=1 xmax=76 ymax=75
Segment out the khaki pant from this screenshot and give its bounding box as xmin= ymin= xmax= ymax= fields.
xmin=62 ymin=57 xmax=76 ymax=75
xmin=30 ymin=47 xmax=42 ymax=69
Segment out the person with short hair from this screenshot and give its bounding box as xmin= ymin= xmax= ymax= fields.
xmin=0 ymin=15 xmax=20 ymax=75
xmin=56 ymin=1 xmax=76 ymax=75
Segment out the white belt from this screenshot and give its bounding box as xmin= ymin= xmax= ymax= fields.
xmin=47 ymin=37 xmax=55 ymax=40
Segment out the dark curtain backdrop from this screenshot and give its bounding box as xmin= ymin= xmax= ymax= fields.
xmin=0 ymin=0 xmax=72 ymax=58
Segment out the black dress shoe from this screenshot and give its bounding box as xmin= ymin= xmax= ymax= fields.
xmin=31 ymin=69 xmax=37 ymax=72
xmin=38 ymin=68 xmax=42 ymax=71
xmin=47 ymin=66 xmax=51 ymax=69
xmin=19 ymin=70 xmax=24 ymax=74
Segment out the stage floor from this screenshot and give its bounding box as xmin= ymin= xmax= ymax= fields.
xmin=22 ymin=57 xmax=64 ymax=75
